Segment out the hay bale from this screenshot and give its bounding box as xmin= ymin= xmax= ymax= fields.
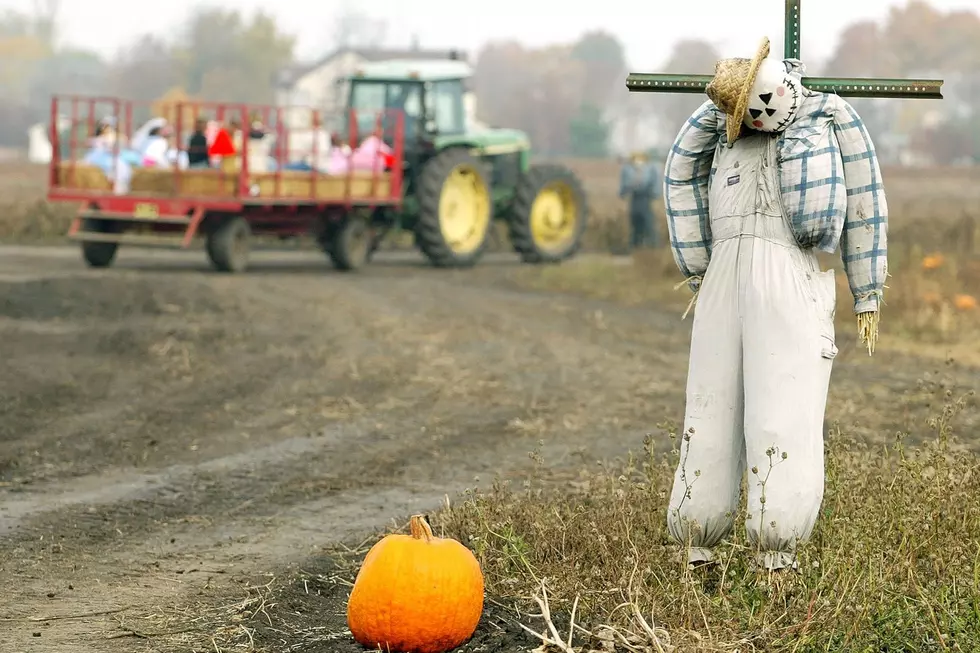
xmin=179 ymin=170 xmax=237 ymax=197
xmin=152 ymin=87 xmax=200 ymax=129
xmin=252 ymin=171 xmax=392 ymax=201
xmin=130 ymin=168 xmax=177 ymax=194
xmin=128 ymin=168 xmax=237 ymax=197
xmin=55 ymin=162 xmax=111 ymax=191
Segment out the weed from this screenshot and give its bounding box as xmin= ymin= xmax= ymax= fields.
xmin=437 ymin=386 xmax=979 ymax=652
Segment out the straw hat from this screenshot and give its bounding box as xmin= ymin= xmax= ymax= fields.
xmin=629 ymin=150 xmax=649 ymax=163
xmin=706 ymin=37 xmax=771 ymax=146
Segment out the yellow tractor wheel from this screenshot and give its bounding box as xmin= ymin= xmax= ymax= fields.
xmin=416 ymin=148 xmax=492 ymax=267
xmin=509 ymin=164 xmax=588 ymax=263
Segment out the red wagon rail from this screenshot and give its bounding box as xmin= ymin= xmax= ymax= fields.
xmin=47 ymin=95 xmax=406 ymax=272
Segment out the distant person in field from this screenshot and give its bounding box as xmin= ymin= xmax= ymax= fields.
xmin=187 ymin=118 xmax=211 ymax=168
xmin=619 ymin=151 xmax=661 ymax=250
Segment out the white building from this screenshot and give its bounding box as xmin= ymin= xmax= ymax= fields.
xmin=275 ymin=46 xmax=467 ymax=130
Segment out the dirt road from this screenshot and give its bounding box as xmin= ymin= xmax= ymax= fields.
xmin=1 ymin=245 xmax=975 ymax=652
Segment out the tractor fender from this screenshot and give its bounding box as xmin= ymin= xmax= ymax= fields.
xmin=434 ymin=144 xmax=493 ymax=179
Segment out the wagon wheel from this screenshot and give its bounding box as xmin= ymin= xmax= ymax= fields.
xmin=415 ymin=148 xmax=492 ymax=268
xmin=80 ymin=218 xmax=119 ymax=268
xmin=509 ymin=164 xmax=588 ymax=263
xmin=206 ymin=216 xmax=251 ymax=273
xmin=328 ymin=215 xmax=371 ymax=272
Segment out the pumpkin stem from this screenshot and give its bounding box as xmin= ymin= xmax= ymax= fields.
xmin=409 ymin=514 xmax=434 ymax=541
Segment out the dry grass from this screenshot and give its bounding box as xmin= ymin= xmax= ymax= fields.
xmin=169 ymin=386 xmax=979 ymax=652
xmin=515 ymin=160 xmax=980 ymax=355
xmin=0 ymin=162 xmax=76 ymax=240
xmin=3 ymin=159 xmax=980 ymax=245
xmin=435 ymin=385 xmax=979 ymax=652
xmin=431 ymin=162 xmax=980 ymax=651
xmin=117 ymin=389 xmax=980 ymax=653
xmin=516 ymin=217 xmax=980 ymax=357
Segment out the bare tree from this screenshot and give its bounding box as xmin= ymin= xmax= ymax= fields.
xmin=31 ymin=0 xmax=59 ymax=48
xmin=654 ymin=39 xmax=721 ymax=136
xmin=330 ymin=2 xmax=387 ymax=49
xmin=823 ymin=2 xmax=980 ymax=163
xmin=473 ymin=41 xmax=588 ymax=156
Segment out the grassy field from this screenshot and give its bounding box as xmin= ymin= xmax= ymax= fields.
xmin=434 ymin=388 xmax=979 ymax=652
xmin=519 ymin=160 xmax=980 ymax=360
xmin=475 ymin=162 xmax=980 ymax=650
xmin=3 ymin=158 xmax=979 ymax=651
xmin=3 ymin=155 xmax=978 ymax=377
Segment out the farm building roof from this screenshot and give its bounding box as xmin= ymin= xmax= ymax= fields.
xmin=350 ymin=59 xmax=473 ymax=82
xmin=277 ymin=47 xmax=468 ymax=88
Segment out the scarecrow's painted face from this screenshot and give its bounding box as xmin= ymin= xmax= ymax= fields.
xmin=742 ymin=58 xmax=802 ymax=133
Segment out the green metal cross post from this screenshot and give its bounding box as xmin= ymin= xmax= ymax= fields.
xmin=626 ymin=0 xmax=944 ymax=99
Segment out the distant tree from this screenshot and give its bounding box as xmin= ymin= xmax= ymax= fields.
xmin=523 ymin=46 xmax=580 ymax=155
xmin=31 ymin=0 xmax=60 ymax=49
xmin=0 ymin=11 xmax=48 ymax=101
xmin=330 ymin=3 xmax=387 ymax=49
xmin=823 ymin=21 xmax=886 ymax=76
xmin=0 ymin=9 xmax=33 ymax=38
xmin=824 ymin=2 xmax=980 ymax=164
xmin=568 ymin=103 xmax=610 ymax=158
xmin=472 ymin=41 xmax=527 ymax=129
xmin=474 ymin=41 xmax=589 ymax=156
xmin=0 ymin=9 xmax=51 ymax=146
xmin=911 ymin=116 xmax=980 ymax=165
xmin=570 ymin=30 xmax=627 ymax=109
xmin=940 ymin=9 xmax=980 ymax=70
xmin=172 ymin=9 xmax=295 ymax=104
xmin=109 ymin=34 xmax=178 ymax=104
xmin=30 ymin=48 xmax=109 ymax=105
xmin=654 ymin=39 xmax=721 ymax=136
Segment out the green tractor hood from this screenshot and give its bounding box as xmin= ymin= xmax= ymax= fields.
xmin=435 ymin=128 xmax=530 ymax=157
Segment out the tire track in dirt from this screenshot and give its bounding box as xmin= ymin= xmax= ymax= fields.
xmin=0 ymin=248 xmax=695 ymax=651
xmin=0 ymin=247 xmax=975 ymax=652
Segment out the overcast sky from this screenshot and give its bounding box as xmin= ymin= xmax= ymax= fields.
xmin=3 ymin=0 xmax=977 ymax=70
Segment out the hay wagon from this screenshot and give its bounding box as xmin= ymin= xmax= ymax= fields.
xmin=48 ymin=95 xmax=405 ymax=272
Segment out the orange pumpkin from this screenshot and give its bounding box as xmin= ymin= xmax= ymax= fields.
xmin=346 ymin=515 xmax=484 ymax=653
xmin=921 ymin=253 xmax=946 ymax=270
xmin=953 ymin=294 xmax=978 ymax=311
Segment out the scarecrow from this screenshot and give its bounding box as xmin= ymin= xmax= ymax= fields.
xmin=619 ymin=150 xmax=661 ymax=249
xmin=662 ymin=37 xmax=888 ymax=570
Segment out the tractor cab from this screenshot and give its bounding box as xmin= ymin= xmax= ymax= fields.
xmin=345 ymin=59 xmax=470 ymax=152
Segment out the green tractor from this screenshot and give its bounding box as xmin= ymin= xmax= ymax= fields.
xmin=341 ymin=59 xmax=588 ymax=267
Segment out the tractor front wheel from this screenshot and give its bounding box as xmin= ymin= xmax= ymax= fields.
xmin=415 ymin=148 xmax=492 ymax=267
xmin=207 ymin=216 xmax=251 ymax=273
xmin=509 ymin=164 xmax=588 ymax=263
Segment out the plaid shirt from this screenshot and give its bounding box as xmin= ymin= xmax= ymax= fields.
xmin=663 ymin=92 xmax=888 ymax=314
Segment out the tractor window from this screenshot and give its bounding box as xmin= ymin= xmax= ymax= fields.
xmin=349 ymin=82 xmax=385 ymax=114
xmin=385 ymin=82 xmax=421 ymax=139
xmin=427 ymin=80 xmax=465 ymax=134
xmin=349 ymin=81 xmax=422 ymax=139
xmin=386 ymin=83 xmax=422 ymax=118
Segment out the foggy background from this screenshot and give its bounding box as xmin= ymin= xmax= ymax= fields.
xmin=0 ymin=0 xmax=977 ymax=164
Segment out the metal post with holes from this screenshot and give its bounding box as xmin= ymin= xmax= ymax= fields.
xmin=625 ymin=0 xmax=944 ymax=100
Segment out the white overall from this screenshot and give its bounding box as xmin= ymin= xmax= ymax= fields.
xmin=666 ymin=132 xmax=838 ymax=570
